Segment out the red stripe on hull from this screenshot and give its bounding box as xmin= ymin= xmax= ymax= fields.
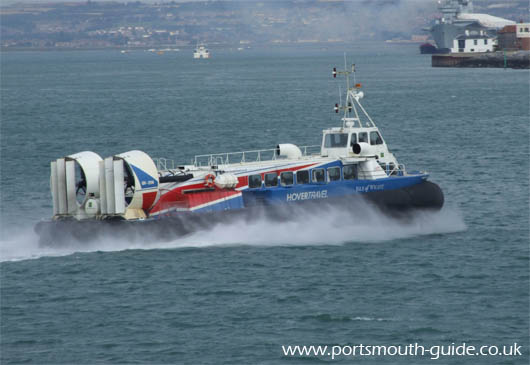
xmin=149 ymin=162 xmax=317 ymax=215
xmin=142 ymin=191 xmax=158 ymax=210
xmin=186 ymin=190 xmax=241 ymax=209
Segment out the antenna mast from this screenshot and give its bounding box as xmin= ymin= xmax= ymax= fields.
xmin=332 ymin=61 xmax=376 ymax=128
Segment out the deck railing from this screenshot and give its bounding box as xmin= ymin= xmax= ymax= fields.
xmin=154 ymin=155 xmax=412 ymax=180
xmin=385 ymin=163 xmax=406 ymax=176
xmin=153 ymin=157 xmax=175 ymax=171
xmin=193 ymin=145 xmax=321 ymax=167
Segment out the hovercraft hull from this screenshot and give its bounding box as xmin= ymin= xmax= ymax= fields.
xmin=38 ymin=62 xmax=446 ymax=247
xmin=35 ymin=180 xmax=443 ymax=247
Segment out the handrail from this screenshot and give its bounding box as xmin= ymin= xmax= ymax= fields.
xmin=383 ymin=163 xmax=406 ymax=176
xmin=153 ymin=157 xmax=175 ymax=171
xmin=389 ymin=163 xmax=406 ymax=176
xmin=193 ymin=145 xmax=321 ymax=167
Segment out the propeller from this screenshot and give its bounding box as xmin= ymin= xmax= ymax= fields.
xmin=74 ymin=162 xmax=87 ymax=204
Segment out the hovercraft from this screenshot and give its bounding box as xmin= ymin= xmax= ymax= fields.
xmin=35 ymin=64 xmax=444 ymax=246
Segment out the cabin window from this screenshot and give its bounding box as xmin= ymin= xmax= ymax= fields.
xmin=484 ymin=39 xmax=487 ymax=45
xmin=296 ymin=170 xmax=309 ymax=184
xmin=324 ymin=133 xmax=348 ymax=148
xmin=264 ymin=173 xmax=278 ymax=187
xmin=350 ymin=133 xmax=357 ymax=145
xmin=358 ymin=132 xmax=368 ymax=143
xmin=343 ymin=165 xmax=357 ymax=180
xmin=248 ymin=174 xmax=262 ymax=189
xmin=280 ymin=171 xmax=294 ymax=186
xmin=312 ymin=168 xmax=326 ymax=183
xmin=474 ymin=39 xmax=478 ymax=45
xmin=328 ymin=167 xmax=341 ymax=182
xmin=370 ymin=131 xmax=383 ymax=145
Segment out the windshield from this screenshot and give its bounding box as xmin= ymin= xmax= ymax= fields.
xmin=324 ymin=133 xmax=348 ymax=148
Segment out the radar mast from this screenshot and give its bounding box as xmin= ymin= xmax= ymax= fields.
xmin=332 ymin=62 xmax=376 ymax=129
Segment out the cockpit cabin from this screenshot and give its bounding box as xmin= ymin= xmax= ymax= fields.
xmin=320 ymin=126 xmax=387 ymax=159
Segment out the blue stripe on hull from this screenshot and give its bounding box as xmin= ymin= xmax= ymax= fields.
xmin=242 ymin=174 xmax=427 ymax=207
xmin=193 ymin=196 xmax=245 ymax=213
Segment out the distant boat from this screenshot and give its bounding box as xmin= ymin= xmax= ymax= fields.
xmin=193 ymin=43 xmax=210 ymax=59
xmin=419 ymin=43 xmax=447 ymax=54
xmin=120 ymin=50 xmax=130 ymax=54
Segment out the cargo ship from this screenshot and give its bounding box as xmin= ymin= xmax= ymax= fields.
xmin=35 ymin=64 xmax=444 ymax=245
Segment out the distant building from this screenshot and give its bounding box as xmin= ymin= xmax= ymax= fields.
xmin=498 ymin=25 xmax=518 ymax=50
xmin=498 ymin=23 xmax=530 ymax=51
xmin=516 ymin=22 xmax=530 ymax=50
xmin=427 ymin=0 xmax=515 ymax=53
xmin=411 ymin=35 xmax=429 ymax=42
xmin=451 ymin=29 xmax=495 ymax=53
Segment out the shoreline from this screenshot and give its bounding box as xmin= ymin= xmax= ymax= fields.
xmin=432 ymin=51 xmax=530 ymax=69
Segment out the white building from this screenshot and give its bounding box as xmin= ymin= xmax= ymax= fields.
xmin=516 ymin=22 xmax=530 ymax=50
xmin=451 ymin=29 xmax=495 ymax=53
xmin=515 ymin=23 xmax=530 ymax=38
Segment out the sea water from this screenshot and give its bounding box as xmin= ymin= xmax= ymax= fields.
xmin=1 ymin=43 xmax=528 ymax=363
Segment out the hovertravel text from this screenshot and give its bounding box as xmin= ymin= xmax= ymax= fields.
xmin=286 ymin=190 xmax=328 ymax=202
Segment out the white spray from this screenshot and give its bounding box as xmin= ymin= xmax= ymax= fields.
xmin=0 ymin=201 xmax=466 ymax=263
